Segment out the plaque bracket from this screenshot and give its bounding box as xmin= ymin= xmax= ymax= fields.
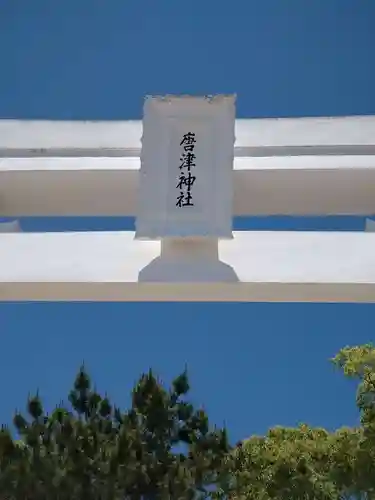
xmin=138 ymin=236 xmax=239 ymax=282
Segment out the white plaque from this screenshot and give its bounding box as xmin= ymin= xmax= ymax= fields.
xmin=135 ymin=95 xmax=235 ymax=239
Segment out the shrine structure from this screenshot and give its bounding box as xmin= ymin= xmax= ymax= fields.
xmin=0 ymin=95 xmax=375 ymax=302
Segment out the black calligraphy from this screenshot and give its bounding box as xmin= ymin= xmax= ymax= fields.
xmin=176 ymin=132 xmax=196 ymax=207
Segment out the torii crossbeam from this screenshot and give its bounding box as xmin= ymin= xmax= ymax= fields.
xmin=1 ymin=96 xmax=375 ymax=302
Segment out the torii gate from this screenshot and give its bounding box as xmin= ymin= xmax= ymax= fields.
xmin=1 ymin=94 xmax=375 ymax=302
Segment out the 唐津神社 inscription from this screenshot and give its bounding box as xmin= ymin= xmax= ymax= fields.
xmin=176 ymin=132 xmax=196 ymax=207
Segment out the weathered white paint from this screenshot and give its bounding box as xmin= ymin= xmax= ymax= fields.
xmin=2 ymin=155 xmax=375 ymax=216
xmin=1 ymin=116 xmax=374 ymax=156
xmin=136 ymin=95 xmax=235 ymax=239
xmin=1 ymin=231 xmax=375 ymax=302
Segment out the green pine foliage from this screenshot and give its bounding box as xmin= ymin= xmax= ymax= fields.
xmin=0 ymin=367 xmax=229 ymax=499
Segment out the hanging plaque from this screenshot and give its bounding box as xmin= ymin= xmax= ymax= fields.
xmin=135 ymin=95 xmax=235 ymax=239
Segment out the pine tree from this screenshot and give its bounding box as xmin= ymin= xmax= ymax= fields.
xmin=0 ymin=367 xmax=230 ymax=499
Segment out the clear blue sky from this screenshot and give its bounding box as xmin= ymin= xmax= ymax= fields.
xmin=1 ymin=0 xmax=375 ymax=443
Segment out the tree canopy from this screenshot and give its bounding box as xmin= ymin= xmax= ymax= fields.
xmin=0 ymin=368 xmax=229 ymax=499
xmin=230 ymin=344 xmax=375 ymax=500
xmin=1 ymin=344 xmax=375 ymax=499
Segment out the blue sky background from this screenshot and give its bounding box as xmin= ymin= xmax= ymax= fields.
xmin=1 ymin=0 xmax=375 ymax=443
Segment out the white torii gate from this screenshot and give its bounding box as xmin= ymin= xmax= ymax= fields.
xmin=1 ymin=95 xmax=375 ymax=302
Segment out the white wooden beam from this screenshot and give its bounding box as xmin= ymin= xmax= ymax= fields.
xmin=1 ymin=156 xmax=375 ymax=216
xmin=1 ymin=231 xmax=375 ymax=302
xmin=1 ymin=116 xmax=374 ymax=217
xmin=1 ymin=116 xmax=375 ymax=157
